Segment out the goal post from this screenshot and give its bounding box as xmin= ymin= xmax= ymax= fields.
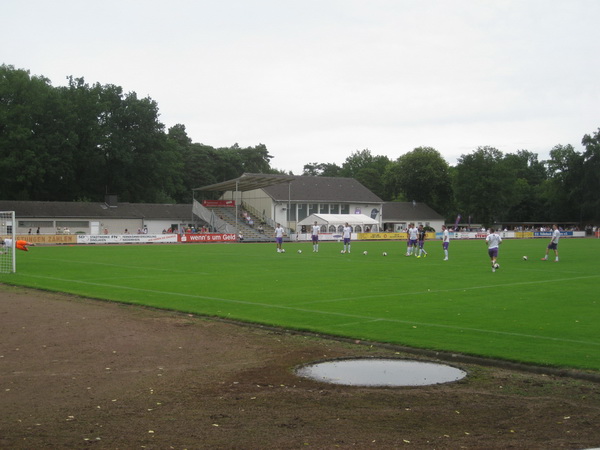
xmin=0 ymin=211 xmax=16 ymax=273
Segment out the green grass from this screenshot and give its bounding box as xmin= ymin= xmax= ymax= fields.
xmin=2 ymin=238 xmax=599 ymax=371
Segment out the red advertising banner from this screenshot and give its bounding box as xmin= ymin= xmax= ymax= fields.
xmin=202 ymin=200 xmax=236 ymax=207
xmin=179 ymin=233 xmax=238 ymax=243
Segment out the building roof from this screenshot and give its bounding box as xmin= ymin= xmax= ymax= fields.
xmin=0 ymin=200 xmax=193 ymax=220
xmin=382 ymin=202 xmax=444 ymax=221
xmin=264 ymin=176 xmax=383 ymax=203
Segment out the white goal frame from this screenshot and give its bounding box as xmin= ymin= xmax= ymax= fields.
xmin=0 ymin=211 xmax=16 ymax=274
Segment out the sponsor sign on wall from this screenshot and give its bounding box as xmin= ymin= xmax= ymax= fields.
xmin=77 ymin=234 xmax=179 ymax=244
xmin=202 ymin=200 xmax=236 ymax=207
xmin=17 ymin=235 xmax=77 ymax=244
xmin=179 ymin=233 xmax=238 ymax=243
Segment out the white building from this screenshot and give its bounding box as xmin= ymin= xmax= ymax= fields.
xmin=195 ymin=174 xmax=384 ymax=233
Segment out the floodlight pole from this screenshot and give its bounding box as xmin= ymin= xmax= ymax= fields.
xmin=235 ymin=180 xmax=239 ymax=233
xmin=287 ymin=181 xmax=291 ymax=231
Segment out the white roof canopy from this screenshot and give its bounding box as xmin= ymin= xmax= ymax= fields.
xmin=297 ymin=214 xmax=378 ymax=227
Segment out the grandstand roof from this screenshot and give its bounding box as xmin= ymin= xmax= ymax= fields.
xmin=193 ymin=173 xmax=295 ymax=193
xmin=194 ymin=174 xmax=383 ymax=204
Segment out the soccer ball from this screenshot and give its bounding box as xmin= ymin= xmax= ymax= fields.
xmin=281 ymin=248 xmax=285 ymax=253
xmin=522 ymin=256 xmax=528 ymax=261
xmin=363 ymin=251 xmax=368 ymax=255
xmin=341 ymin=250 xmax=346 ymax=254
xmin=297 ymin=249 xmax=302 ymax=254
xmin=493 ymin=263 xmax=500 ymax=269
xmin=382 ymin=252 xmax=388 ymax=256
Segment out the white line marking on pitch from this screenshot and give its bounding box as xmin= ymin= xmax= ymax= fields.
xmin=294 ymin=274 xmax=600 ymax=305
xmin=21 ymin=273 xmax=600 ymax=348
xmin=34 ymin=257 xmax=211 ymax=276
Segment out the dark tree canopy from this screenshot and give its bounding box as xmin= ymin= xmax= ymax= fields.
xmin=384 ymin=147 xmax=453 ymax=216
xmin=0 ymin=65 xmax=275 ymax=203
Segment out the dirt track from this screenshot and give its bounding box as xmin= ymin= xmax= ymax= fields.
xmin=1 ymin=285 xmax=599 ymax=449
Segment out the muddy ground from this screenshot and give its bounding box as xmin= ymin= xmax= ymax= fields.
xmin=1 ymin=285 xmax=599 ymax=449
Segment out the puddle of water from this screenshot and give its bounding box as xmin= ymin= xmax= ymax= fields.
xmin=296 ymin=358 xmax=467 ymax=387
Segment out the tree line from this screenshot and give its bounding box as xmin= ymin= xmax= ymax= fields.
xmin=0 ymin=65 xmax=275 ymax=204
xmin=1 ymin=65 xmax=599 ymax=225
xmin=307 ymin=140 xmax=599 ymax=225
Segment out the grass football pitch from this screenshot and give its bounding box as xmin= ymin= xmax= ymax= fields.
xmin=3 ymin=237 xmax=599 ymax=371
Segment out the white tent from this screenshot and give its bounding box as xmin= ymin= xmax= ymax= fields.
xmin=297 ymin=214 xmax=379 ymax=233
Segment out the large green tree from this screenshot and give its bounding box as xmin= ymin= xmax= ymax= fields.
xmin=581 ymin=129 xmax=600 ymax=221
xmin=542 ymin=144 xmax=585 ymax=221
xmin=383 ymin=147 xmax=452 ymax=216
xmin=453 ymin=146 xmax=513 ymax=226
xmin=58 ymin=77 xmax=107 ymax=201
xmin=0 ymin=65 xmax=57 ymax=200
xmin=340 ymin=149 xmax=391 ymax=200
xmin=1 ymin=65 xmax=278 ymax=203
xmin=302 ymin=162 xmax=342 ymax=177
xmin=500 ymin=150 xmax=547 ymax=221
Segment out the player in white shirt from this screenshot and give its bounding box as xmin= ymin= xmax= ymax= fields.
xmin=311 ymin=221 xmax=320 ymax=252
xmin=408 ymin=224 xmax=419 ymax=256
xmin=441 ymin=225 xmax=450 ymax=261
xmin=274 ymin=223 xmax=285 ymax=253
xmin=342 ymin=223 xmax=352 ymax=253
xmin=542 ymin=224 xmax=560 ymax=262
xmin=485 ymin=228 xmax=502 ymax=272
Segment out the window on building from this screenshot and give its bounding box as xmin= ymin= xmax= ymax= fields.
xmin=319 ymin=204 xmax=328 ymax=214
xmin=297 ymin=204 xmax=307 ymax=221
xmin=56 ymin=221 xmax=89 ymax=228
xmin=18 ymin=221 xmax=53 ymax=228
xmin=329 ymin=204 xmax=339 ymax=214
xmin=308 ymin=203 xmax=318 ymax=216
xmin=340 ymin=204 xmax=349 ymax=214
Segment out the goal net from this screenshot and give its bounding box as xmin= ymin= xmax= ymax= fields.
xmin=0 ymin=211 xmax=16 ymax=274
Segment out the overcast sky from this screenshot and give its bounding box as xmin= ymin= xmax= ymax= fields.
xmin=4 ymin=0 xmax=600 ymax=174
